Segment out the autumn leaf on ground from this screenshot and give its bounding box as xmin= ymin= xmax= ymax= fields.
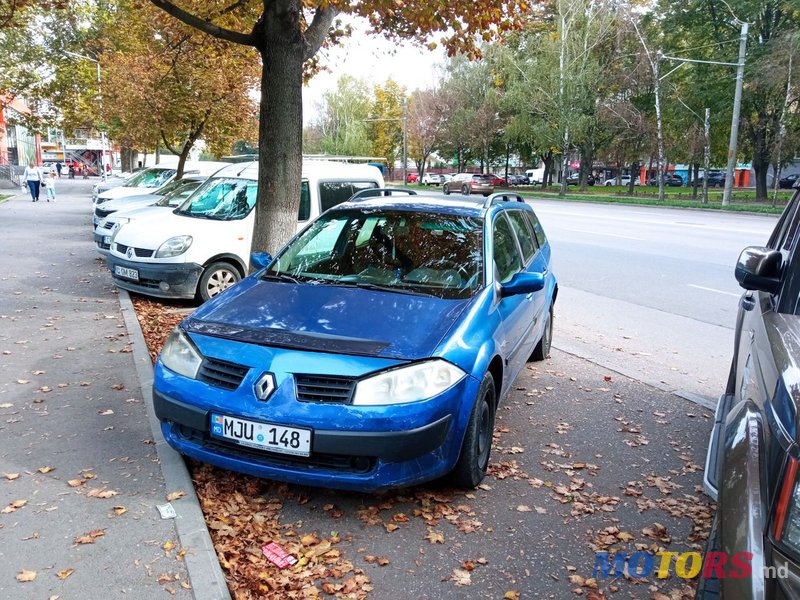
xmin=16 ymin=379 xmax=30 ymax=384
xmin=516 ymin=505 xmax=533 ymax=512
xmin=112 ymin=506 xmax=127 ymax=516
xmin=166 ymin=490 xmax=185 ymax=502
xmin=67 ymin=479 xmax=85 ymax=488
xmin=377 ymin=557 xmax=390 ymax=566
xmin=425 ymin=529 xmax=445 ymax=544
xmin=111 ymin=383 xmax=125 ymax=390
xmin=163 ymin=541 xmax=175 ymax=551
xmin=86 ymin=489 xmax=118 ymax=499
xmin=450 ymin=568 xmax=472 ymax=586
xmin=98 ymin=409 xmax=114 ymax=416
xmin=37 ymin=466 xmax=54 ymax=474
xmin=4 ymin=473 xmax=20 ymax=481
xmin=56 ymin=568 xmax=74 ymax=580
xmin=505 ymin=592 xmax=520 ymax=600
xmin=2 ymin=499 xmax=27 ymax=513
xmin=384 ymin=522 xmax=399 ymax=532
xmin=16 ymin=570 xmax=36 ymax=582
xmin=74 ymin=529 xmax=105 ymax=544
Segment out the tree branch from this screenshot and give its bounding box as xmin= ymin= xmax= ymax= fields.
xmin=160 ymin=130 xmax=180 ymax=155
xmin=303 ymin=5 xmax=337 ymax=62
xmin=149 ymin=0 xmax=257 ymax=46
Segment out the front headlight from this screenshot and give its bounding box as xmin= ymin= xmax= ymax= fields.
xmin=110 ymin=219 xmax=129 ymax=242
xmin=352 ymin=359 xmax=466 ymax=406
xmin=160 ymin=328 xmax=203 ymax=379
xmin=156 ymin=235 xmax=193 ymax=258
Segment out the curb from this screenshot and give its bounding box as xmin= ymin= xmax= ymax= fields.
xmin=118 ymin=289 xmax=231 ymax=600
xmin=552 ymin=343 xmax=718 ymax=411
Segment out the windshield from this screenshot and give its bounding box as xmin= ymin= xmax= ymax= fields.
xmin=124 ymin=168 xmax=176 ymax=188
xmin=156 ymin=180 xmax=203 ymax=207
xmin=153 ymin=178 xmax=190 ymax=196
xmin=267 ymin=210 xmax=484 ymax=299
xmin=174 ymin=177 xmax=256 ymax=220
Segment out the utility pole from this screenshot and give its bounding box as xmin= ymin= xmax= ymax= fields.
xmin=703 ymin=108 xmax=711 ymax=203
xmin=722 ymin=22 xmax=748 ymax=206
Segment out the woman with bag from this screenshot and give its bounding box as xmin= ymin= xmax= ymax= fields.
xmin=23 ymin=160 xmax=43 ymax=202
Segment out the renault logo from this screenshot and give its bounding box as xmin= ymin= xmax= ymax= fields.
xmin=126 ymin=247 xmax=134 ymax=259
xmin=254 ymin=372 xmax=276 ymax=401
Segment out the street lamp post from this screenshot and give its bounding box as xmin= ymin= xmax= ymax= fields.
xmin=63 ymin=50 xmax=107 ymax=181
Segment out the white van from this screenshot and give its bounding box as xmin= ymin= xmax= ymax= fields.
xmin=105 ymin=161 xmax=384 ymax=301
xmin=93 ymin=161 xmax=229 ymax=206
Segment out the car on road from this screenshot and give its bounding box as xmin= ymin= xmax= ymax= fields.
xmin=697 ymin=171 xmax=726 ymax=188
xmin=508 ymin=174 xmax=530 ymax=186
xmin=406 ymin=173 xmax=419 ymax=183
xmin=566 ymin=173 xmax=595 ymax=186
xmin=93 ymin=177 xmax=207 ymax=254
xmin=106 ymin=161 xmax=384 ymax=301
xmin=603 ymin=176 xmax=639 ymax=187
xmin=489 ymin=174 xmax=509 ymax=187
xmin=421 ymin=173 xmax=443 ymax=186
xmin=443 ymin=173 xmax=494 ymax=197
xmin=648 ymin=173 xmax=683 ymax=187
xmin=152 ymin=190 xmax=557 ymax=491
xmin=700 ymin=183 xmax=800 ymax=598
xmin=779 ymin=173 xmax=800 ymax=189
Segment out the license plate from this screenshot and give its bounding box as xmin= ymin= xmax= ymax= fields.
xmin=114 ymin=265 xmax=139 ymax=281
xmin=210 ymin=413 xmax=311 ymax=457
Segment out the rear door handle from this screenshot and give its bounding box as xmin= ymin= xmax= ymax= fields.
xmin=740 ymin=293 xmax=756 ymax=312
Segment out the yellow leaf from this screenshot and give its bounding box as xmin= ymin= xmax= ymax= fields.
xmin=4 ymin=473 xmax=20 ymax=481
xmin=56 ymin=568 xmax=74 ymax=580
xmin=166 ymin=490 xmax=185 ymax=502
xmin=38 ymin=466 xmax=55 ymax=474
xmin=16 ymin=570 xmax=36 ymax=582
xmin=163 ymin=541 xmax=175 ymax=551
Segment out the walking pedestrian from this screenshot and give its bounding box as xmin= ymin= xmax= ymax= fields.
xmin=55 ymin=161 xmax=62 ymax=178
xmin=23 ymin=160 xmax=43 ymax=202
xmin=42 ymin=171 xmax=57 ymax=202
xmin=68 ymin=163 xmax=75 ymax=179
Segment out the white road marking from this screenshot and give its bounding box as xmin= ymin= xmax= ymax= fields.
xmin=687 ymin=284 xmax=740 ymax=297
xmin=564 ymin=228 xmax=644 ymax=241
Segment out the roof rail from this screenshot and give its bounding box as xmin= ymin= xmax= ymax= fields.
xmin=349 ymin=187 xmax=419 ymax=201
xmin=483 ymin=192 xmax=526 ymax=209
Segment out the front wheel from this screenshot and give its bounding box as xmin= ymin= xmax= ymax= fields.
xmin=198 ymin=262 xmax=241 ymax=302
xmin=461 ymin=185 xmax=470 ymax=196
xmin=443 ymin=184 xmax=451 ymax=195
xmin=531 ymin=304 xmax=553 ymax=361
xmin=451 ymin=372 xmax=496 ymax=488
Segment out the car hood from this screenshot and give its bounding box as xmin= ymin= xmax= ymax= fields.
xmin=101 ymin=194 xmax=160 ymax=213
xmin=98 ymin=185 xmax=162 ymax=201
xmin=184 ymin=276 xmax=473 ymax=360
xmin=109 ymin=205 xmax=172 ymax=222
xmin=113 ymin=210 xmax=223 ymax=248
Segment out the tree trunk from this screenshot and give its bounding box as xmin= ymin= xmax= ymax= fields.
xmin=692 ymin=163 xmax=700 ymax=199
xmin=252 ymin=9 xmax=305 ymax=257
xmin=559 ymin=128 xmax=569 ymax=197
xmin=752 ymin=116 xmax=770 ymax=202
xmin=627 ymin=161 xmax=638 ymax=196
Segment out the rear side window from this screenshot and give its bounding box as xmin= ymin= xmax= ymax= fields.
xmin=298 ymin=181 xmax=311 ymax=221
xmin=493 ymin=214 xmax=523 ymax=284
xmin=524 ymin=211 xmax=547 ymax=248
xmin=319 ymin=180 xmax=379 ymax=213
xmin=506 ymin=211 xmax=536 ymax=263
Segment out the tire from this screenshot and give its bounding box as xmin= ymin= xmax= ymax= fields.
xmin=605 ymin=182 xmax=612 ymax=186
xmin=695 ymin=512 xmax=721 ymax=598
xmin=451 ymin=372 xmax=496 ymax=488
xmin=461 ymin=185 xmax=470 ymax=196
xmin=198 ymin=262 xmax=241 ymax=302
xmin=531 ymin=303 xmax=553 ymax=361
xmin=443 ymin=184 xmax=450 ymax=195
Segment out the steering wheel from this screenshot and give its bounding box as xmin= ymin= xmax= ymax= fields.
xmin=421 ymin=258 xmax=471 ymax=279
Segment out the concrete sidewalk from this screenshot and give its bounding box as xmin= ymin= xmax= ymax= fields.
xmin=0 ymin=179 xmax=194 ymax=598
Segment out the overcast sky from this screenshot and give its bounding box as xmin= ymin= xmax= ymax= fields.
xmin=302 ymin=20 xmax=446 ymax=125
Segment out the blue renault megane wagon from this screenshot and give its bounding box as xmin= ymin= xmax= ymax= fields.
xmin=153 ymin=190 xmax=557 ymax=491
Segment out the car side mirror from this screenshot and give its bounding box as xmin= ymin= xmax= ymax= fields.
xmin=500 ymin=272 xmax=545 ymax=297
xmin=735 ymin=246 xmax=782 ymax=294
xmin=250 ymin=252 xmax=273 ymax=271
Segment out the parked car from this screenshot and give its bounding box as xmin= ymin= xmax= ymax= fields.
xmin=697 ymin=171 xmax=726 ymax=188
xmin=648 ymin=174 xmax=683 ymax=187
xmin=489 ymin=174 xmax=509 ymax=187
xmin=508 ymin=174 xmax=530 ymax=186
xmin=421 ymin=173 xmax=443 ymax=186
xmin=699 ymin=184 xmax=800 ymax=598
xmin=93 ymin=162 xmax=229 ymax=206
xmin=92 ymin=176 xmax=206 ymax=228
xmin=152 ymin=190 xmax=557 ymax=491
xmin=406 ymin=173 xmax=419 ymax=183
xmin=93 ymin=177 xmax=207 ymax=254
xmin=603 ymin=176 xmax=639 ymax=186
xmin=443 ymin=173 xmax=495 ymax=197
xmin=779 ymin=173 xmax=800 ymax=189
xmin=566 ymin=173 xmax=596 ymax=186
xmin=106 ymin=161 xmax=384 ymax=302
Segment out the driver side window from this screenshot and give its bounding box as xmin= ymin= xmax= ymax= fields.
xmin=493 ymin=214 xmax=523 ymax=284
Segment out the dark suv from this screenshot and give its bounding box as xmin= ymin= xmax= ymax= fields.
xmin=699 ymin=171 xmax=726 ymax=188
xmin=700 ymin=185 xmax=800 ymax=598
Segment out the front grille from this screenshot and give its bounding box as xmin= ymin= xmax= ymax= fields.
xmin=114 ymin=243 xmax=154 ymax=258
xmin=198 ymin=358 xmax=249 ymax=390
xmin=295 ymin=374 xmax=356 ymax=404
xmin=102 ymin=221 xmax=115 ymax=230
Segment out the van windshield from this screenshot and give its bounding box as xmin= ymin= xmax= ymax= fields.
xmin=124 ymin=168 xmax=176 ymax=188
xmin=174 ymin=177 xmax=257 ymax=220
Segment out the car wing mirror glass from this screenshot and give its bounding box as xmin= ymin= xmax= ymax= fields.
xmin=735 ymin=246 xmax=782 ymax=294
xmin=250 ymin=252 xmax=273 ymax=271
xmin=500 ymin=272 xmax=545 ymax=297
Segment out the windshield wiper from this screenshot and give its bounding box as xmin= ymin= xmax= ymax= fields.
xmin=260 ymin=272 xmax=300 ymax=283
xmin=332 ymin=281 xmax=434 ymax=297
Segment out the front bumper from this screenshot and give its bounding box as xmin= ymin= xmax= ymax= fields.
xmin=152 ymin=346 xmax=479 ymax=491
xmin=106 ymin=255 xmax=202 ymax=299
